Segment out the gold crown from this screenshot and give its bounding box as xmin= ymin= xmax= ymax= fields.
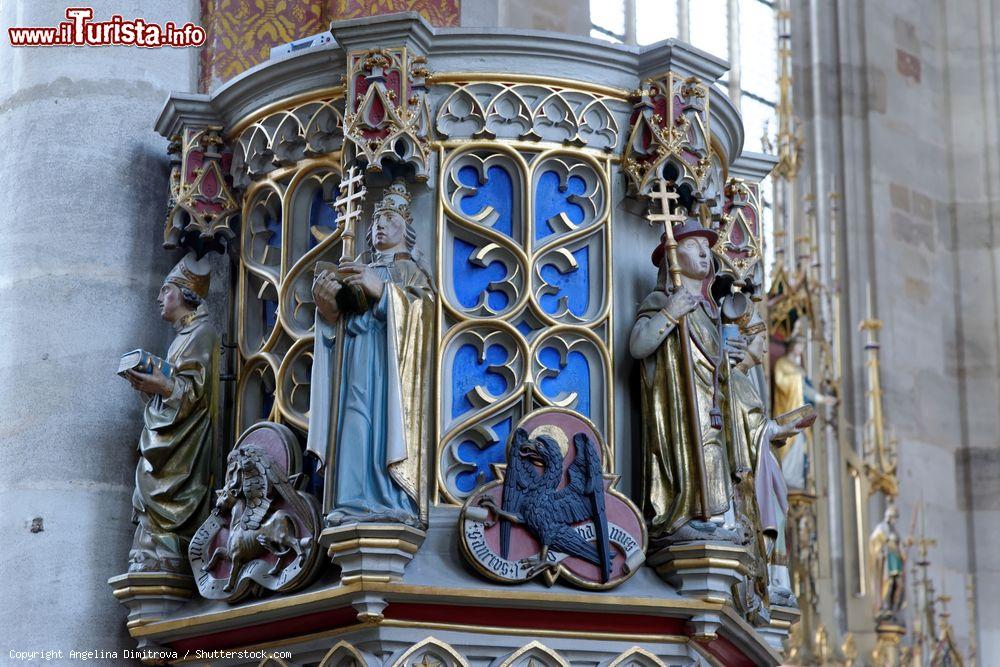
xmin=165 ymin=254 xmax=210 ymax=298
xmin=373 ymin=179 xmax=413 ymax=226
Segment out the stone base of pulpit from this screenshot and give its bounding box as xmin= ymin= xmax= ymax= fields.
xmin=108 ymin=571 xmax=194 ymax=653
xmin=320 ymin=523 xmax=426 ymax=622
xmin=759 ymin=604 xmax=801 ymax=653
xmin=646 ymin=541 xmax=754 ymax=603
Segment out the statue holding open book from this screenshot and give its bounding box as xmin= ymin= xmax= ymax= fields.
xmin=119 ymin=253 xmax=219 ymax=573
xmin=307 ymin=178 xmax=435 ymax=528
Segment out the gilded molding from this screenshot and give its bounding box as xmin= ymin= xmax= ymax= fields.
xmin=498 ymin=641 xmax=569 ymax=667
xmin=390 ymin=637 xmax=469 ymax=667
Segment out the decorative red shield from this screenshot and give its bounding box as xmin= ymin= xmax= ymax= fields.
xmin=459 ymin=408 xmax=646 ymax=590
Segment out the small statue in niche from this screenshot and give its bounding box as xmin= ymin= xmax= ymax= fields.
xmin=120 ymin=253 xmax=219 ymax=573
xmin=869 ymin=503 xmax=906 ymax=621
xmin=630 ymin=220 xmax=808 ymax=543
xmin=308 ymin=179 xmax=435 ymax=527
xmin=772 ymin=334 xmax=836 ymax=489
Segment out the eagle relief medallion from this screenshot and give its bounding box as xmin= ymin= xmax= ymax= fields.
xmin=459 ymin=408 xmax=646 ymax=590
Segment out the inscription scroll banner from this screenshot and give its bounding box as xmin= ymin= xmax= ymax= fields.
xmin=463 ymin=511 xmax=645 ymax=584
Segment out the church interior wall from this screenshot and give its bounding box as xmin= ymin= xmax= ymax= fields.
xmin=792 ymin=0 xmax=999 ymax=658
xmin=0 ymin=0 xmax=202 ymax=656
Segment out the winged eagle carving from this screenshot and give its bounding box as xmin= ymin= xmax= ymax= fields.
xmin=478 ymin=427 xmax=613 ymax=583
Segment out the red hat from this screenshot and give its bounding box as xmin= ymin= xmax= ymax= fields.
xmin=650 ymin=220 xmax=719 ymax=267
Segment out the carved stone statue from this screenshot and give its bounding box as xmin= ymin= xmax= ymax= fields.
xmin=630 ymin=221 xmax=729 ymax=540
xmin=308 ymin=179 xmax=435 ymax=527
xmin=726 ymin=306 xmax=795 ymax=606
xmin=631 ymin=222 xmax=804 ymax=543
xmin=772 ymin=335 xmax=835 ymax=489
xmin=869 ymin=503 xmax=906 ymax=621
xmin=121 ymin=253 xmax=219 ymax=573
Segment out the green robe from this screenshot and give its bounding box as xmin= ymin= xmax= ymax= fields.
xmin=130 ymin=305 xmax=219 ymax=572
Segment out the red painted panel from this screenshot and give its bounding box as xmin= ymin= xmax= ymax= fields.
xmin=167 ymin=598 xmax=761 ymax=667
xmin=704 ymin=635 xmax=761 ymax=667
xmin=387 ymin=602 xmax=690 ymax=636
xmin=169 ymin=605 xmax=357 ymax=651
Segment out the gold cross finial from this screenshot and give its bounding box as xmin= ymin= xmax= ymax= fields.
xmin=646 ymin=179 xmax=686 ymax=229
xmin=645 ymin=179 xmax=688 ymax=290
xmin=333 ymin=166 xmax=367 ymax=259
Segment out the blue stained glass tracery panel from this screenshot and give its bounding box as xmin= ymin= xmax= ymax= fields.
xmin=456 ymin=417 xmax=512 ymax=493
xmin=308 ymin=188 xmax=338 ymax=250
xmin=457 ymin=164 xmax=514 ymax=237
xmin=452 ymin=238 xmax=510 ymax=312
xmin=534 ymin=170 xmax=586 ymax=240
xmin=265 ymin=211 xmax=282 ymax=250
xmin=261 ymin=207 xmax=280 ymax=333
xmin=538 ymin=346 xmax=591 ymax=416
xmin=539 ymin=246 xmax=590 ymax=318
xmin=451 ymin=342 xmax=510 ymax=418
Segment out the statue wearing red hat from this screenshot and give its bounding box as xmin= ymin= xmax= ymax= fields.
xmin=630 ymin=215 xmax=802 ymax=543
xmin=630 ymin=216 xmax=733 ymax=541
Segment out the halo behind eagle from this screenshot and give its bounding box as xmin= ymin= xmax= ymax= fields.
xmin=528 ymin=424 xmax=569 ymax=457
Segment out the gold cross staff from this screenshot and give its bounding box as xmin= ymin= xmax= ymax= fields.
xmin=643 ymin=178 xmax=711 ymax=520
xmin=646 ymin=178 xmax=688 ymax=291
xmin=334 ymin=165 xmax=367 ymax=260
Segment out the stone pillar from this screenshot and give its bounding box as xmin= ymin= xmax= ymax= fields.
xmin=0 ymin=1 xmax=198 ymax=658
xmin=794 ymin=0 xmax=1000 ymax=659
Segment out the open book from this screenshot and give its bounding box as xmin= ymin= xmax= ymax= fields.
xmin=775 ymin=404 xmax=817 ymax=429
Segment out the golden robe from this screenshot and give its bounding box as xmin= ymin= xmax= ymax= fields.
xmin=131 ymin=304 xmax=219 ymax=572
xmin=772 ymin=356 xmax=806 ymax=456
xmin=636 ymin=291 xmax=730 ymax=537
xmin=383 ymin=258 xmax=435 ymax=505
xmin=772 ymin=354 xmax=813 ymax=488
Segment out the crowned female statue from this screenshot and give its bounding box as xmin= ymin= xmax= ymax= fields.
xmin=308 ymin=180 xmax=434 ymax=527
xmin=121 ymin=253 xmax=219 ymax=573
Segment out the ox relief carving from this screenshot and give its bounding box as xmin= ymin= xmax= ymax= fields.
xmin=189 ymin=422 xmax=323 ymax=602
